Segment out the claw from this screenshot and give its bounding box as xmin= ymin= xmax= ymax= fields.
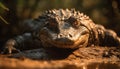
xmin=2 ymin=39 xmax=21 ymax=54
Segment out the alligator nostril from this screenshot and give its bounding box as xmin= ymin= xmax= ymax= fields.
xmin=60 ymin=34 xmax=62 ymax=37
xmin=58 ymin=34 xmax=62 ymax=38
xmin=69 ymin=34 xmax=72 ymax=38
xmin=59 ymin=34 xmax=62 ymax=37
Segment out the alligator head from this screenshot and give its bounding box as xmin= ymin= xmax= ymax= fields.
xmin=38 ymin=9 xmax=90 ymax=49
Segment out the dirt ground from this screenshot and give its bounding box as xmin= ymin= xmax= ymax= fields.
xmin=0 ymin=46 xmax=120 ymax=69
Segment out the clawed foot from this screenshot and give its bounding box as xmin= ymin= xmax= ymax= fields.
xmin=1 ymin=39 xmax=21 ymax=54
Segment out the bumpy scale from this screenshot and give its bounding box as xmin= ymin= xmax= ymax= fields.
xmin=2 ymin=9 xmax=120 ymax=54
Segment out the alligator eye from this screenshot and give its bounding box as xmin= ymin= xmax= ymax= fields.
xmin=68 ymin=16 xmax=80 ymax=28
xmin=72 ymin=21 xmax=79 ymax=27
xmin=46 ymin=18 xmax=59 ymax=32
xmin=49 ymin=22 xmax=56 ymax=27
xmin=48 ymin=18 xmax=58 ymax=27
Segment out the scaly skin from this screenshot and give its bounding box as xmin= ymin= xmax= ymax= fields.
xmin=2 ymin=9 xmax=120 ymax=54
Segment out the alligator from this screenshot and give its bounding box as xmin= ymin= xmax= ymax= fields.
xmin=2 ymin=9 xmax=120 ymax=54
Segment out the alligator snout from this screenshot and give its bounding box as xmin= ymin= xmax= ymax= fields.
xmin=57 ymin=33 xmax=73 ymax=38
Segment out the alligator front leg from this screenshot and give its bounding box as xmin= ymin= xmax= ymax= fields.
xmin=103 ymin=29 xmax=120 ymax=46
xmin=96 ymin=24 xmax=120 ymax=46
xmin=2 ymin=33 xmax=33 ymax=54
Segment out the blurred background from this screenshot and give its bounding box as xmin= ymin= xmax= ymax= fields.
xmin=0 ymin=0 xmax=120 ymax=47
